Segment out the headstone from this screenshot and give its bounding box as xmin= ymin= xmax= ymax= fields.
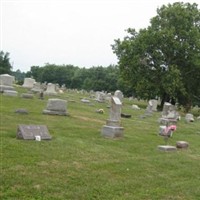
xmin=81 ymin=98 xmax=90 ymax=103
xmin=101 ymin=96 xmax=124 ymax=138
xmin=176 ymin=141 xmax=189 ymax=149
xmin=3 ymin=90 xmax=18 ymax=96
xmin=0 ymin=74 xmax=15 ymax=86
xmin=185 ymin=113 xmax=194 ymax=123
xmin=96 ymin=91 xmax=106 ymax=103
xmin=15 ymin=108 xmax=29 ymax=114
xmin=43 ymin=98 xmax=68 ymax=116
xmin=17 ymin=124 xmax=52 ymax=140
xmin=159 ymin=102 xmax=179 ymax=125
xmin=31 ymin=82 xmax=43 ymax=93
xmin=131 ymin=104 xmax=140 ymax=110
xmin=21 ymin=93 xmax=34 ymax=99
xmin=22 ymin=78 xmax=36 ymax=88
xmin=150 ymin=99 xmax=158 ymax=111
xmin=44 ymin=83 xmax=57 ymax=95
xmin=114 ymin=90 xmax=123 ymax=103
xmin=144 ymin=100 xmax=153 ymax=116
xmin=0 ymin=74 xmax=15 ymax=92
xmin=158 ymin=145 xmax=177 ymax=152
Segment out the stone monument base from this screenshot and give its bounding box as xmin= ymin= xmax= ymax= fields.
xmin=101 ymin=125 xmax=124 ymax=138
xmin=158 ymin=145 xmax=177 ymax=152
xmin=42 ymin=109 xmax=68 ymax=116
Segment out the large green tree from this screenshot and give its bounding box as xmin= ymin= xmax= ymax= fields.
xmin=112 ymin=2 xmax=200 ymax=110
xmin=0 ymin=51 xmax=12 ymax=74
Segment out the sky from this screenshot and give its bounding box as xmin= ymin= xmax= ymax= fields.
xmin=1 ymin=0 xmax=199 ymax=72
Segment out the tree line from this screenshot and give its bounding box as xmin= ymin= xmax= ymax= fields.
xmin=1 ymin=2 xmax=200 ymax=111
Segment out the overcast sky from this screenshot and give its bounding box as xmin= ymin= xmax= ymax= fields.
xmin=1 ymin=0 xmax=199 ymax=72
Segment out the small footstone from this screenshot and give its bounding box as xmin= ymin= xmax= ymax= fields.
xmin=158 ymin=145 xmax=177 ymax=152
xmin=176 ymin=141 xmax=189 ymax=149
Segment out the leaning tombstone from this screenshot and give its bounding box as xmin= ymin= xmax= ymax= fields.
xmin=101 ymin=96 xmax=124 ymax=138
xmin=43 ymin=98 xmax=68 ymax=116
xmin=17 ymin=124 xmax=52 ymax=140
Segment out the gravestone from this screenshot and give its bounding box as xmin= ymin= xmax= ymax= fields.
xmin=43 ymin=98 xmax=68 ymax=116
xmin=185 ymin=113 xmax=194 ymax=123
xmin=22 ymin=78 xmax=36 ymax=88
xmin=21 ymin=93 xmax=34 ymax=99
xmin=114 ymin=90 xmax=123 ymax=103
xmin=158 ymin=145 xmax=177 ymax=152
xmin=150 ymin=99 xmax=158 ymax=112
xmin=176 ymin=141 xmax=189 ymax=149
xmin=0 ymin=74 xmax=15 ymax=92
xmin=159 ymin=102 xmax=179 ymax=125
xmin=44 ymin=83 xmax=57 ymax=95
xmin=31 ymin=82 xmax=43 ymax=93
xmin=144 ymin=100 xmax=153 ymax=117
xmin=96 ymin=91 xmax=106 ymax=103
xmin=15 ymin=108 xmax=29 ymax=114
xmin=101 ymin=96 xmax=124 ymax=138
xmin=17 ymin=124 xmax=52 ymax=140
xmin=3 ymin=90 xmax=18 ymax=96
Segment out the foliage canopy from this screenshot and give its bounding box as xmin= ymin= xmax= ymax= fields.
xmin=112 ymin=2 xmax=200 ymax=109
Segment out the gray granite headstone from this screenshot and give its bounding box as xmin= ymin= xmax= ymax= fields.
xmin=17 ymin=124 xmax=52 ymax=140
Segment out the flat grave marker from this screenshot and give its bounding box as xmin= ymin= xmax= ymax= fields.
xmin=17 ymin=124 xmax=52 ymax=140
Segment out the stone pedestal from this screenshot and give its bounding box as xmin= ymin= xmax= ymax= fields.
xmin=101 ymin=125 xmax=124 ymax=138
xmin=158 ymin=145 xmax=177 ymax=152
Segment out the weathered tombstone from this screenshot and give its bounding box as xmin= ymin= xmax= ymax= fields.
xmin=44 ymin=83 xmax=57 ymax=95
xmin=176 ymin=141 xmax=189 ymax=149
xmin=0 ymin=74 xmax=15 ymax=92
xmin=159 ymin=102 xmax=179 ymax=125
xmin=150 ymin=99 xmax=158 ymax=112
xmin=17 ymin=124 xmax=52 ymax=140
xmin=3 ymin=90 xmax=18 ymax=96
xmin=22 ymin=78 xmax=35 ymax=89
xmin=43 ymin=98 xmax=68 ymax=116
xmin=101 ymin=96 xmax=124 ymax=138
xmin=144 ymin=100 xmax=153 ymax=117
xmin=185 ymin=113 xmax=194 ymax=123
xmin=114 ymin=90 xmax=123 ymax=103
xmin=157 ymin=145 xmax=177 ymax=152
xmin=131 ymin=104 xmax=140 ymax=110
xmin=21 ymin=93 xmax=34 ymax=99
xmin=96 ymin=91 xmax=106 ymax=103
xmin=81 ymin=98 xmax=90 ymax=103
xmin=15 ymin=108 xmax=29 ymax=114
xmin=31 ymin=82 xmax=42 ymax=93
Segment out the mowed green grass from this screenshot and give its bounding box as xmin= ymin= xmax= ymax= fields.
xmin=1 ymin=86 xmax=200 ymax=200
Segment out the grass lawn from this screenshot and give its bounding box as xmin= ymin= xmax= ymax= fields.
xmin=1 ymin=86 xmax=200 ymax=200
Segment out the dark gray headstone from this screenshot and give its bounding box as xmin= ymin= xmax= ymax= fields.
xmin=17 ymin=124 xmax=52 ymax=140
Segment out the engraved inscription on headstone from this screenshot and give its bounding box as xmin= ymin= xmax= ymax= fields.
xmin=17 ymin=124 xmax=52 ymax=140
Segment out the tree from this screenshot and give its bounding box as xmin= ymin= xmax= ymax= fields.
xmin=0 ymin=51 xmax=12 ymax=74
xmin=112 ymin=2 xmax=200 ymax=110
